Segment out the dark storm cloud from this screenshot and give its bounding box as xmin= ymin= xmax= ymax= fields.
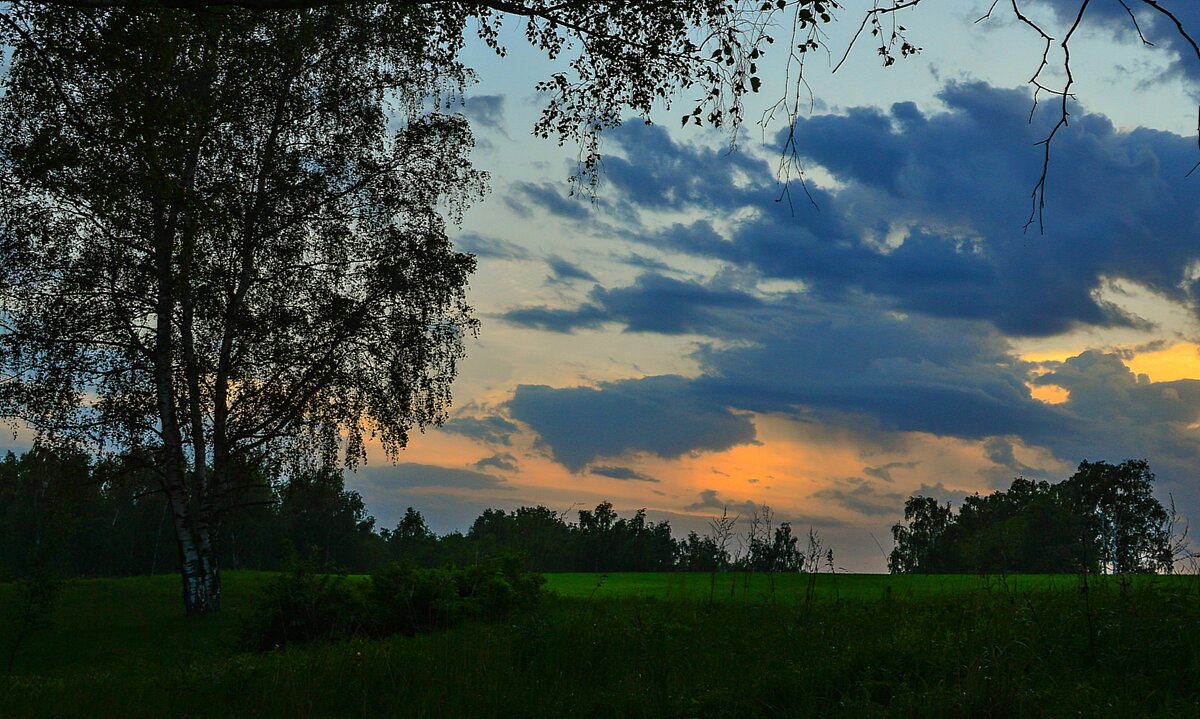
xmin=590 ymin=465 xmax=660 ymax=482
xmin=596 ymin=83 xmax=1200 ymax=338
xmin=598 ymin=121 xmax=774 ymax=212
xmin=1028 ymin=351 xmax=1200 ymax=490
xmin=811 ymin=477 xmax=906 ymax=517
xmin=357 ymin=462 xmax=510 ymax=490
xmin=689 ymin=298 xmax=1074 ymax=441
xmin=545 ymin=255 xmax=597 ymax=284
xmin=506 ymin=375 xmax=757 ymax=472
xmin=496 ymin=272 xmax=1200 ymax=502
xmin=475 ymin=453 xmax=519 ymax=472
xmin=501 ymin=280 xmax=1078 ymax=473
xmin=441 ymin=415 xmax=519 ymax=445
xmin=501 ymin=272 xmax=764 ymax=334
xmin=502 ymin=81 xmax=1200 ymax=511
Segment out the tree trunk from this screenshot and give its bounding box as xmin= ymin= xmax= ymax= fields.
xmin=166 ymin=481 xmax=222 ymax=615
xmin=152 ymin=198 xmax=222 ymax=616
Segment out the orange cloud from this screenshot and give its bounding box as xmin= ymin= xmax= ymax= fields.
xmin=1125 ymin=343 xmax=1200 ymax=382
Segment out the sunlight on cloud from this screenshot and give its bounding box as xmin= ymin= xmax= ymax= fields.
xmin=1125 ymin=343 xmax=1200 ymax=383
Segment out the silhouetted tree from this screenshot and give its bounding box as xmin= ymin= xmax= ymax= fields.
xmin=677 ymin=531 xmax=726 ymax=572
xmin=0 ymin=8 xmax=479 ymax=613
xmin=891 ymin=461 xmax=1174 ymax=574
xmin=381 ymin=507 xmax=440 ymax=567
xmin=277 ymin=468 xmax=381 ymax=571
xmin=889 ymin=496 xmax=953 ymax=574
xmin=1063 ymin=459 xmax=1172 ymax=574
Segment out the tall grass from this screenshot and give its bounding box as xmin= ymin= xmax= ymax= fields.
xmin=2 ymin=572 xmax=1198 ymax=717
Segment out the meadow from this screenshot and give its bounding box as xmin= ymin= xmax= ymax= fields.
xmin=2 ymin=571 xmax=1199 ymax=717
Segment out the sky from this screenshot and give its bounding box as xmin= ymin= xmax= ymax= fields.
xmin=7 ymin=1 xmax=1200 ymax=571
xmin=340 ymin=0 xmax=1200 ymax=571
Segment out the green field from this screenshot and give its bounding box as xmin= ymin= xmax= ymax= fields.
xmin=2 ymin=571 xmax=1199 ymax=717
xmin=543 ymin=570 xmax=1191 ymax=602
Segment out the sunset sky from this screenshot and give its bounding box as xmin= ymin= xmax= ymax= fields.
xmin=338 ymin=2 xmax=1200 ymax=571
xmin=8 ymin=2 xmax=1200 ymax=571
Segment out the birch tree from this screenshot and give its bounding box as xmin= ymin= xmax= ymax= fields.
xmin=0 ymin=6 xmax=481 ymax=614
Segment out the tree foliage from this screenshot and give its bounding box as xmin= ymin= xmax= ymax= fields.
xmin=0 ymin=447 xmax=835 ymax=575
xmin=890 ymin=460 xmax=1175 ymax=575
xmin=0 ymin=6 xmax=480 ymax=612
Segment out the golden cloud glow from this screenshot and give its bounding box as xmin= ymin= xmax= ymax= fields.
xmin=1125 ymin=343 xmax=1200 ymax=382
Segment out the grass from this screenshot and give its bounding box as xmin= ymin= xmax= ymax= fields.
xmin=542 ymin=570 xmax=1195 ymax=602
xmin=2 ymin=571 xmax=1199 ymax=717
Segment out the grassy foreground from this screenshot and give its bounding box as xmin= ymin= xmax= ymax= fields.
xmin=2 ymin=571 xmax=1199 ymax=717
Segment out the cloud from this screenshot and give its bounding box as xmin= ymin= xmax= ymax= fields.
xmin=684 ymin=489 xmax=761 ymax=516
xmin=460 ymin=94 xmax=507 ymax=132
xmin=688 ymin=297 xmax=1073 ymax=441
xmin=356 ymin=462 xmax=509 ymax=491
xmin=498 ymin=271 xmax=1200 ymax=506
xmin=454 ymin=232 xmax=529 ymax=260
xmin=507 ymin=181 xmax=590 ymax=220
xmin=440 ymin=415 xmax=519 ymax=445
xmin=506 ymin=375 xmax=757 ymax=472
xmin=812 ymin=477 xmax=906 ymax=517
xmin=1038 ymin=1 xmax=1200 ymax=88
xmin=474 ymin=453 xmax=519 ymax=472
xmin=863 ymin=461 xmax=920 ymax=483
xmin=589 ymin=465 xmax=660 ymax=482
xmin=545 ymin=255 xmax=597 ymax=284
xmin=682 ymin=489 xmax=847 ymax=527
xmin=497 ymin=303 xmax=609 ymax=333
xmin=492 ymin=81 xmax=1200 ymax=519
xmin=599 ymin=84 xmax=1200 ymax=338
xmin=614 ymin=252 xmax=675 ymax=272
xmin=1027 ymin=350 xmax=1200 ymax=494
xmin=501 ymin=272 xmax=764 ymax=334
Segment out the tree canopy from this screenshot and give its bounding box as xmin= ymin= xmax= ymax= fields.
xmin=889 ymin=460 xmax=1177 ymax=575
xmin=0 ymin=6 xmax=481 ymax=612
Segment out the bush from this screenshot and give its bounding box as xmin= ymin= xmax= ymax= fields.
xmin=241 ymin=556 xmax=546 ymax=650
xmin=240 ymin=565 xmax=367 ymax=650
xmin=370 ymin=555 xmax=546 ymax=635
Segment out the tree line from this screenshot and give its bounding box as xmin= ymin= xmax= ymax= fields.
xmin=2 ymin=448 xmax=1187 ymax=579
xmin=0 ymin=447 xmax=832 ymax=578
xmin=889 ymin=459 xmax=1181 ymax=575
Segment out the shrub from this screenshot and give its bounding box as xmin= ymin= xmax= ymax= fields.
xmin=370 ymin=555 xmax=546 ymax=635
xmin=240 ymin=565 xmax=367 ymax=650
xmin=241 ymin=556 xmax=546 ymax=650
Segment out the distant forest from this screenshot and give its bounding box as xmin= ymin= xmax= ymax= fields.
xmin=0 ymin=447 xmax=819 ymax=578
xmin=0 ymin=448 xmax=1184 ymax=578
